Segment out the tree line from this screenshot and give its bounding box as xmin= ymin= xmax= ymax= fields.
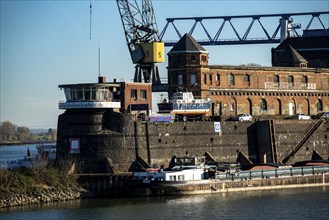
xmin=0 ymin=121 xmax=57 ymax=143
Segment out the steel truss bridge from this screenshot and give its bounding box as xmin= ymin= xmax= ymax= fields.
xmin=159 ymin=11 xmax=329 ymax=46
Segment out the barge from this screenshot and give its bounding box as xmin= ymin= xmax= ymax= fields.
xmin=132 ymin=156 xmax=329 ymax=196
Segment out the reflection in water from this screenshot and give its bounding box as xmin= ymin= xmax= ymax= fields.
xmin=1 ymin=187 xmax=328 ymax=220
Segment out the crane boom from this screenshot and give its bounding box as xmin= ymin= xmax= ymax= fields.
xmin=116 ymin=0 xmax=164 ymax=83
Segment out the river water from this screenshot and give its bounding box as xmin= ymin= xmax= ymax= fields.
xmin=0 ymin=144 xmax=38 ymax=169
xmin=1 ymin=145 xmax=328 ymax=219
xmin=1 ymin=187 xmax=328 ymax=219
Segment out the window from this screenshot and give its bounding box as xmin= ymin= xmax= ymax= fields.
xmin=203 ymin=74 xmax=207 ymax=85
xmin=302 ymin=76 xmax=308 ymax=84
xmin=216 ymin=73 xmax=220 ymax=86
xmin=190 ymin=73 xmax=196 ymax=85
xmin=244 ymin=74 xmax=250 ymax=86
xmin=317 ymin=99 xmax=323 ymax=112
xmin=201 ymin=55 xmax=207 ymax=61
xmin=140 ymin=90 xmax=147 ymax=99
xmin=76 ymin=88 xmax=83 ymax=100
xmin=84 ymin=87 xmax=91 ymax=100
xmin=177 ymin=74 xmax=183 ymax=85
xmin=228 ymin=73 xmax=235 ymax=85
xmin=64 ymin=88 xmax=72 ymax=101
xmin=230 ymin=102 xmax=235 ymax=111
xmin=131 ymin=89 xmax=137 ymax=99
xmin=191 ymin=55 xmax=195 ymax=61
xmin=260 ymin=99 xmax=267 ymax=112
xmin=288 ymin=75 xmax=294 ymax=86
xmin=209 ymin=74 xmax=212 ymax=85
xmin=169 ymin=175 xmax=176 ymax=181
xmin=274 ymin=75 xmax=279 ymax=83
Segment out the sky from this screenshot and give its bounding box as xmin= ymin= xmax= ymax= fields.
xmin=1 ymin=0 xmax=328 ymax=129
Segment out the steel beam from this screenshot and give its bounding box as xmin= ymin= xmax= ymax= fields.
xmin=159 ymin=11 xmax=329 ymax=46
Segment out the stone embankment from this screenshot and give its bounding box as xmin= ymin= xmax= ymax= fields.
xmin=0 ymin=187 xmax=89 ymax=208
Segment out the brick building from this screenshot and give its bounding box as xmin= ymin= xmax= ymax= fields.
xmin=167 ymin=34 xmax=329 ymax=118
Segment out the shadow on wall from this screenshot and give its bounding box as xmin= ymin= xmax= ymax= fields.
xmin=246 ymin=123 xmax=259 ymax=163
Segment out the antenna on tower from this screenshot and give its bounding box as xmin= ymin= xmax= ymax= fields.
xmin=89 ymin=0 xmax=92 ymax=40
xmin=98 ymin=42 xmax=101 ymax=77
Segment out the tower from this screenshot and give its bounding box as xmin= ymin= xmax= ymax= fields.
xmin=167 ymin=33 xmax=209 ymax=98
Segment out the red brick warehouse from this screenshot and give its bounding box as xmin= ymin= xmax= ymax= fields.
xmin=166 ymin=34 xmax=329 ymax=119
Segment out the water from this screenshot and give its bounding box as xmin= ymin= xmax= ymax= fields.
xmin=0 ymin=144 xmax=38 ymax=169
xmin=1 ymin=187 xmax=328 ymax=219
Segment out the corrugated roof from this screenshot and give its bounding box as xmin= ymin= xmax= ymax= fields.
xmin=168 ymin=33 xmax=207 ymax=54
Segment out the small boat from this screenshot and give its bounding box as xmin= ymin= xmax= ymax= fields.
xmin=36 ymin=143 xmax=56 ymax=161
xmin=157 ymin=91 xmax=211 ymax=121
xmin=4 ymin=143 xmax=56 ymax=170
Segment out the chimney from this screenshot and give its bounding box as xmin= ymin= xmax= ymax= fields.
xmin=98 ymin=76 xmax=106 ymax=83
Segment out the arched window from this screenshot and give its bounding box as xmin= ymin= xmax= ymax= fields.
xmin=302 ymin=76 xmax=308 ymax=84
xmin=244 ymin=74 xmax=250 ymax=86
xmin=228 ymin=73 xmax=235 ymax=85
xmin=288 ymin=75 xmax=294 ymax=86
xmin=260 ymin=99 xmax=267 ymax=112
xmin=317 ymin=99 xmax=323 ymax=112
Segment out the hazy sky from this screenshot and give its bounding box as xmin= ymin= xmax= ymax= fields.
xmin=1 ymin=0 xmax=328 ymax=128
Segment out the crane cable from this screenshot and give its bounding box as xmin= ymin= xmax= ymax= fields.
xmin=89 ymin=0 xmax=92 ymax=40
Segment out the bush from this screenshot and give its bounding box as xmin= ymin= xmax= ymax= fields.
xmin=0 ymin=167 xmax=78 ymax=199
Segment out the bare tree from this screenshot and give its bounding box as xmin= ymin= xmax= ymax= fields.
xmin=16 ymin=126 xmax=31 ymax=142
xmin=0 ymin=121 xmax=17 ymax=141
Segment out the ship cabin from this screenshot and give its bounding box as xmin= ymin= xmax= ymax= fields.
xmin=59 ymin=76 xmax=152 ymax=118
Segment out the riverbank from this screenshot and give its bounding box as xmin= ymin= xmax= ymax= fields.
xmin=0 ymin=187 xmax=86 ymax=208
xmin=0 ymin=141 xmax=56 ymax=147
xmin=0 ymin=167 xmax=89 ymax=208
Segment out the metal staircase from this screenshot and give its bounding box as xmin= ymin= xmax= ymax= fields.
xmin=281 ymin=119 xmax=325 ymax=164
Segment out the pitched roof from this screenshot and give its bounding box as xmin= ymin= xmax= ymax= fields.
xmin=168 ymin=33 xmax=207 ymax=54
xmin=276 ymin=45 xmax=308 ymax=63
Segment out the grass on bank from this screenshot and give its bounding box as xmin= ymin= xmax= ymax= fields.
xmin=0 ymin=166 xmax=78 ymax=200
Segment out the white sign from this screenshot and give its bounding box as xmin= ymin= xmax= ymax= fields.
xmin=69 ymin=138 xmax=80 ymax=154
xmin=59 ymin=101 xmax=121 ymax=109
xmin=214 ymin=122 xmax=221 ymax=133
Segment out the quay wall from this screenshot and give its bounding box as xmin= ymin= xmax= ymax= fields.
xmin=273 ymin=120 xmax=329 ymax=164
xmin=56 ymin=110 xmax=329 ymax=173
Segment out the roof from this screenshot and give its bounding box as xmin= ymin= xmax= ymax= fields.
xmin=275 ymin=45 xmax=308 ymax=63
xmin=168 ymin=33 xmax=207 ymax=54
xmin=275 ymin=36 xmax=329 ymax=51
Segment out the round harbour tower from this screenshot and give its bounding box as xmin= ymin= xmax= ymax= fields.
xmin=56 ymin=76 xmax=153 ymax=173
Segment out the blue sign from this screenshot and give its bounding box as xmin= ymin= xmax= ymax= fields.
xmin=149 ymin=115 xmax=173 ymax=122
xmin=214 ymin=122 xmax=221 ymax=133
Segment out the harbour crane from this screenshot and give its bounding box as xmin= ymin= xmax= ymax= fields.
xmin=116 ymin=0 xmax=164 ymax=84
